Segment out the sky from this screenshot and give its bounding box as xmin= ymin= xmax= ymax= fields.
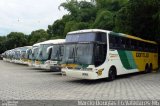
xmin=0 ymin=0 xmax=68 ymax=36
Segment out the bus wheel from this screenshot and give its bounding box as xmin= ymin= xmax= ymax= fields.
xmin=108 ymin=67 xmax=116 ymax=81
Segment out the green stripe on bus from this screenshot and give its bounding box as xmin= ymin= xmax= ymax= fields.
xmin=125 ymin=51 xmax=137 ymax=69
xmin=118 ymin=50 xmax=132 ymax=69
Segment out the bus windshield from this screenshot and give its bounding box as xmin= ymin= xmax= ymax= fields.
xmin=14 ymin=51 xmax=21 ymax=59
xmin=21 ymin=51 xmax=27 ymax=59
xmin=62 ymin=43 xmax=94 ymax=65
xmin=36 ymin=44 xmax=53 ymax=61
xmin=51 ymin=45 xmax=64 ymax=61
xmin=31 ymin=47 xmax=39 ymax=60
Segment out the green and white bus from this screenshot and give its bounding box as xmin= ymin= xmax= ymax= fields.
xmin=34 ymin=39 xmax=65 ymax=70
xmin=46 ymin=40 xmax=65 ymax=71
xmin=12 ymin=46 xmax=32 ymax=64
xmin=61 ymin=29 xmax=158 ymax=80
xmin=3 ymin=50 xmax=14 ymax=62
xmin=27 ymin=42 xmax=44 ymax=67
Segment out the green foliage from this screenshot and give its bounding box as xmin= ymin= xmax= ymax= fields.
xmin=28 ymin=29 xmax=49 ymax=45
xmin=92 ymin=10 xmax=114 ymax=30
xmin=0 ymin=36 xmax=7 ymax=53
xmin=0 ymin=32 xmax=28 ymax=53
xmin=115 ymin=0 xmax=160 ymax=40
xmin=64 ymin=21 xmax=76 ymax=35
xmin=95 ymin=0 xmax=128 ymax=12
xmin=7 ymin=32 xmax=28 ymax=49
xmin=114 ymin=6 xmax=132 ymax=34
xmin=47 ymin=0 xmax=96 ymax=38
xmin=47 ymin=19 xmax=66 ymax=38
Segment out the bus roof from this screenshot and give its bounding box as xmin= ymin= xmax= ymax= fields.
xmin=13 ymin=46 xmax=32 ymax=52
xmin=110 ymin=32 xmax=157 ymax=45
xmin=39 ymin=39 xmax=65 ymax=45
xmin=68 ymin=29 xmax=157 ymax=45
xmin=68 ymin=29 xmax=110 ymax=34
xmin=33 ymin=42 xmax=45 ymax=46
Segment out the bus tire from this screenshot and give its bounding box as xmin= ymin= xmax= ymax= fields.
xmin=145 ymin=64 xmax=150 ymax=73
xmin=108 ymin=67 xmax=116 ymax=81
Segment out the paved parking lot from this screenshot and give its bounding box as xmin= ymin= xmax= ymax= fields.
xmin=0 ymin=60 xmax=160 ymax=100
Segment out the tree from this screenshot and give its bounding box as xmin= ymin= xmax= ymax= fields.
xmin=47 ymin=19 xmax=66 ymax=39
xmin=95 ymin=0 xmax=128 ymax=12
xmin=92 ymin=10 xmax=114 ymax=30
xmin=57 ymin=0 xmax=96 ymax=36
xmin=0 ymin=36 xmax=7 ymax=54
xmin=7 ymin=32 xmax=28 ymax=49
xmin=92 ymin=0 xmax=128 ymax=30
xmin=115 ymin=0 xmax=160 ymax=40
xmin=28 ymin=29 xmax=49 ymax=45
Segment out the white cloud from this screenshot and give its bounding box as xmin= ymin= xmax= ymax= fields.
xmin=0 ymin=0 xmax=68 ymax=35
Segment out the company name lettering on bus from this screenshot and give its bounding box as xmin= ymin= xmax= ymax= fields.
xmin=136 ymin=52 xmax=149 ymax=57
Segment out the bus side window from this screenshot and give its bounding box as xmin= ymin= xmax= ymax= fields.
xmin=126 ymin=38 xmax=131 ymax=50
xmin=151 ymin=44 xmax=156 ymax=52
xmin=115 ymin=36 xmax=119 ymax=49
xmin=139 ymin=41 xmax=143 ymax=51
xmin=155 ymin=45 xmax=158 ymax=53
xmin=109 ymin=35 xmax=113 ymax=48
xmin=144 ymin=43 xmax=147 ymax=52
xmin=135 ymin=41 xmax=139 ymax=51
xmin=148 ymin=44 xmax=151 ymax=52
xmin=109 ymin=35 xmax=116 ymax=49
xmin=130 ymin=39 xmax=135 ymax=50
xmin=122 ymin=38 xmax=126 ymax=49
xmin=145 ymin=43 xmax=149 ymax=52
xmin=141 ymin=42 xmax=145 ymax=51
xmin=119 ymin=37 xmax=126 ymax=50
xmin=96 ymin=32 xmax=107 ymax=43
xmin=119 ymin=37 xmax=123 ymax=49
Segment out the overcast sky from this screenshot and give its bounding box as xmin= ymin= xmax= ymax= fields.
xmin=0 ymin=0 xmax=68 ymax=36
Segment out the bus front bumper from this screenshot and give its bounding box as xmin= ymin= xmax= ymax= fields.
xmin=34 ymin=64 xmax=41 ymax=68
xmin=40 ymin=64 xmax=50 ymax=70
xmin=61 ymin=69 xmax=99 ymax=80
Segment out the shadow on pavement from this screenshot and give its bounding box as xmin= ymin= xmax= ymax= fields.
xmin=66 ymin=71 xmax=159 ymax=85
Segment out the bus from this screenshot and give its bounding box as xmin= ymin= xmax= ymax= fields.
xmin=27 ymin=42 xmax=44 ymax=67
xmin=12 ymin=48 xmax=21 ymax=63
xmin=12 ymin=46 xmax=32 ymax=64
xmin=3 ymin=50 xmax=14 ymax=62
xmin=61 ymin=29 xmax=158 ymax=80
xmin=46 ymin=40 xmax=65 ymax=71
xmin=20 ymin=46 xmax=32 ymax=64
xmin=34 ymin=39 xmax=65 ymax=70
